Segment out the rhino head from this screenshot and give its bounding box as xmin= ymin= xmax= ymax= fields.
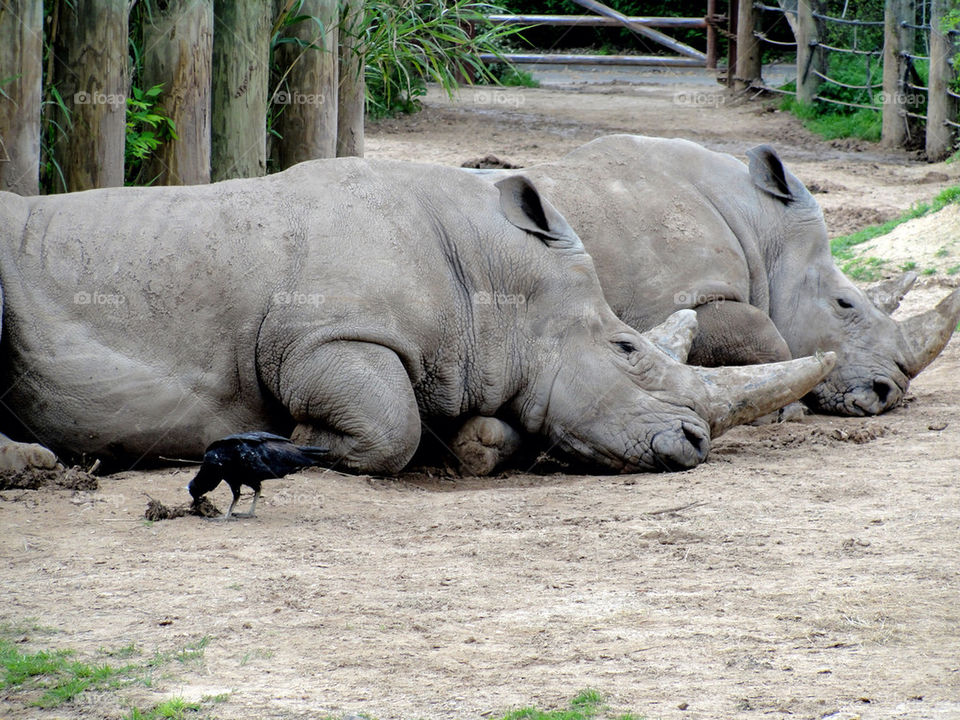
xmin=748 ymin=146 xmax=960 ymax=415
xmin=494 ymin=177 xmax=835 ymax=471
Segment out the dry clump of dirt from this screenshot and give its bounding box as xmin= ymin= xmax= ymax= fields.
xmin=460 ymin=154 xmax=522 ymax=169
xmin=144 ymin=495 xmax=221 ymax=521
xmin=0 ymin=465 xmax=98 ymax=491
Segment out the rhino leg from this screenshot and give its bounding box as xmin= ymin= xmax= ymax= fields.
xmin=284 ymin=341 xmax=421 ymax=475
xmin=0 ymin=433 xmax=60 ymax=473
xmin=450 ymin=416 xmax=522 ymax=476
xmin=689 ymin=300 xmax=792 ymax=367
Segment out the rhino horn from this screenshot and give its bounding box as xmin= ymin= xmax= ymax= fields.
xmin=897 ymin=286 xmax=960 ymax=378
xmin=694 ymin=352 xmax=837 ymax=436
xmin=865 ymin=271 xmax=918 ymax=314
xmin=643 ymin=309 xmax=698 ymax=362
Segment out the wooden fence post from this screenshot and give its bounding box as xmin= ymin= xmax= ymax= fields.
xmin=337 ymin=0 xmax=365 ymax=158
xmin=796 ymin=0 xmax=823 ymax=105
xmin=926 ymin=0 xmax=957 ymax=160
xmin=0 ymin=0 xmax=42 ymax=195
xmin=143 ymin=0 xmax=214 ymax=185
xmin=52 ymin=0 xmax=129 ymax=191
xmin=882 ymin=0 xmax=914 ymax=147
xmin=735 ymin=0 xmax=762 ymax=90
xmin=211 ymin=0 xmax=271 ymax=181
xmin=274 ymin=0 xmax=339 ymax=169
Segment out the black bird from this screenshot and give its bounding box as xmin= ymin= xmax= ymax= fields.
xmin=187 ymin=431 xmax=329 ymax=519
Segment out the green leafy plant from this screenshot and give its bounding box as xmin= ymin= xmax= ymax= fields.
xmin=355 ymin=0 xmax=527 ymax=118
xmin=125 ymin=83 xmax=178 ymax=185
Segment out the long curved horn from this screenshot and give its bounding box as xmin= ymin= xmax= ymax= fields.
xmin=695 ymin=352 xmax=837 ymax=436
xmin=865 ymin=271 xmax=917 ymax=314
xmin=643 ymin=309 xmax=698 ymax=362
xmin=898 ymin=287 xmax=960 ymax=378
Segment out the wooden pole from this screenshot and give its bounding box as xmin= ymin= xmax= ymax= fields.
xmin=734 ymin=0 xmax=761 ymax=90
xmin=795 ymin=0 xmax=822 ymax=105
xmin=926 ymin=0 xmax=956 ymax=160
xmin=567 ymin=0 xmax=707 ymax=62
xmin=882 ymin=0 xmax=913 ymax=147
xmin=52 ymin=0 xmax=129 ymax=191
xmin=727 ymin=0 xmax=739 ymax=87
xmin=274 ymin=0 xmax=339 ymax=168
xmin=142 ymin=0 xmax=213 ymax=185
xmin=336 ymin=0 xmax=365 ymax=158
xmin=0 ymin=0 xmax=42 ymax=195
xmin=706 ymin=0 xmax=718 ymax=70
xmin=211 ymin=0 xmax=271 ymax=181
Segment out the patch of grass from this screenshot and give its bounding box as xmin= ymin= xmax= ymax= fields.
xmin=499 ymin=66 xmax=539 ymax=87
xmin=780 ymin=96 xmax=881 ymax=142
xmin=841 ymin=255 xmax=887 ymax=281
xmin=499 ymin=689 xmax=642 ymax=720
xmin=123 ymin=694 xmax=226 ymax=720
xmin=922 ymin=267 xmax=938 ymax=276
xmin=947 ymin=264 xmax=960 ymax=275
xmin=1 ymin=625 xmax=216 ymax=713
xmin=901 ymin=260 xmax=919 ymax=271
xmin=830 ymin=184 xmax=960 ymax=270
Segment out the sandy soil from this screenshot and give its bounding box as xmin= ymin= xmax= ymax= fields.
xmin=2 ymin=78 xmax=960 ymax=720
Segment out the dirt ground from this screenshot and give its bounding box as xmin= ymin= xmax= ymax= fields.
xmin=3 ymin=77 xmax=960 ymax=720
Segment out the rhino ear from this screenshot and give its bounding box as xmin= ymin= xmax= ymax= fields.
xmin=494 ymin=175 xmax=583 ymax=250
xmin=746 ymin=145 xmax=794 ymax=202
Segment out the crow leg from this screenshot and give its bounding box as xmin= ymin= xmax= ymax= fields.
xmin=231 ymin=489 xmax=261 ymax=519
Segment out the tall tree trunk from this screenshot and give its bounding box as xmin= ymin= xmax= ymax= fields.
xmin=336 ymin=0 xmax=365 ymax=158
xmin=0 ymin=0 xmax=43 ymax=195
xmin=52 ymin=0 xmax=128 ymax=192
xmin=274 ymin=0 xmax=339 ymax=169
xmin=211 ymin=0 xmax=271 ymax=181
xmin=143 ymin=0 xmax=213 ymax=185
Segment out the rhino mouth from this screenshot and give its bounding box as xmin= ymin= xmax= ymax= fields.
xmin=803 ymin=370 xmax=906 ymax=416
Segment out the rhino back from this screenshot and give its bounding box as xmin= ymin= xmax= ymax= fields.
xmin=526 ymin=135 xmax=772 ymax=330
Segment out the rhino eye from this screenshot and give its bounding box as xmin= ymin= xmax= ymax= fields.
xmin=836 ymin=298 xmax=854 ymax=309
xmin=615 ymin=340 xmax=637 ymax=354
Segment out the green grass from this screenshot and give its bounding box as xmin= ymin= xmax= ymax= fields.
xmin=500 ymin=689 xmax=643 ymax=720
xmin=498 ymin=66 xmax=539 ymax=88
xmin=830 ymin=185 xmax=960 ymax=280
xmin=780 ymin=96 xmax=882 ymax=142
xmin=123 ymin=695 xmax=227 ymax=720
xmin=0 ymin=625 xmax=219 ymax=714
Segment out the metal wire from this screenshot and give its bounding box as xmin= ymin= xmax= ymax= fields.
xmin=812 ymin=12 xmax=884 ymax=27
xmin=902 ymin=52 xmax=931 ymax=62
xmin=754 ymin=30 xmax=797 ymax=47
xmin=900 ymin=22 xmax=931 ymax=31
xmin=813 ymin=94 xmax=881 ymax=111
xmin=815 ymin=41 xmax=881 ymax=56
xmin=904 ymin=109 xmax=928 ymax=120
xmin=906 ymin=81 xmax=930 ymax=93
xmin=812 ymin=68 xmax=882 ymax=90
xmin=755 ymin=2 xmax=795 ymax=14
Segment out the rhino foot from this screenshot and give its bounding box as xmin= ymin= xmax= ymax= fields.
xmin=0 ymin=438 xmax=60 ymax=473
xmin=749 ymin=401 xmax=807 ymax=426
xmin=451 ymin=417 xmax=522 ymax=476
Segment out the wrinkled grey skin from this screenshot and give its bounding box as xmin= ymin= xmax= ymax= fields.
xmin=470 ymin=135 xmax=960 ymax=416
xmin=0 ymin=158 xmax=833 ymax=475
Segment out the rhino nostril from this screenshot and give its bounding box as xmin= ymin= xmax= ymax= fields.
xmin=873 ymin=379 xmax=892 ymax=405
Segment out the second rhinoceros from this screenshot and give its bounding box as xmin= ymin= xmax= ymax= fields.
xmin=0 ymin=158 xmax=832 ymax=476
xmin=470 ymin=135 xmax=960 ymax=416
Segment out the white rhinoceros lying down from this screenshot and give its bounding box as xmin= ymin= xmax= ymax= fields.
xmin=468 ymin=135 xmax=960 ymax=416
xmin=0 ymin=158 xmax=835 ymax=475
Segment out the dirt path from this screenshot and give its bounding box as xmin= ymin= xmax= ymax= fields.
xmin=2 ymin=79 xmax=959 ymax=720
